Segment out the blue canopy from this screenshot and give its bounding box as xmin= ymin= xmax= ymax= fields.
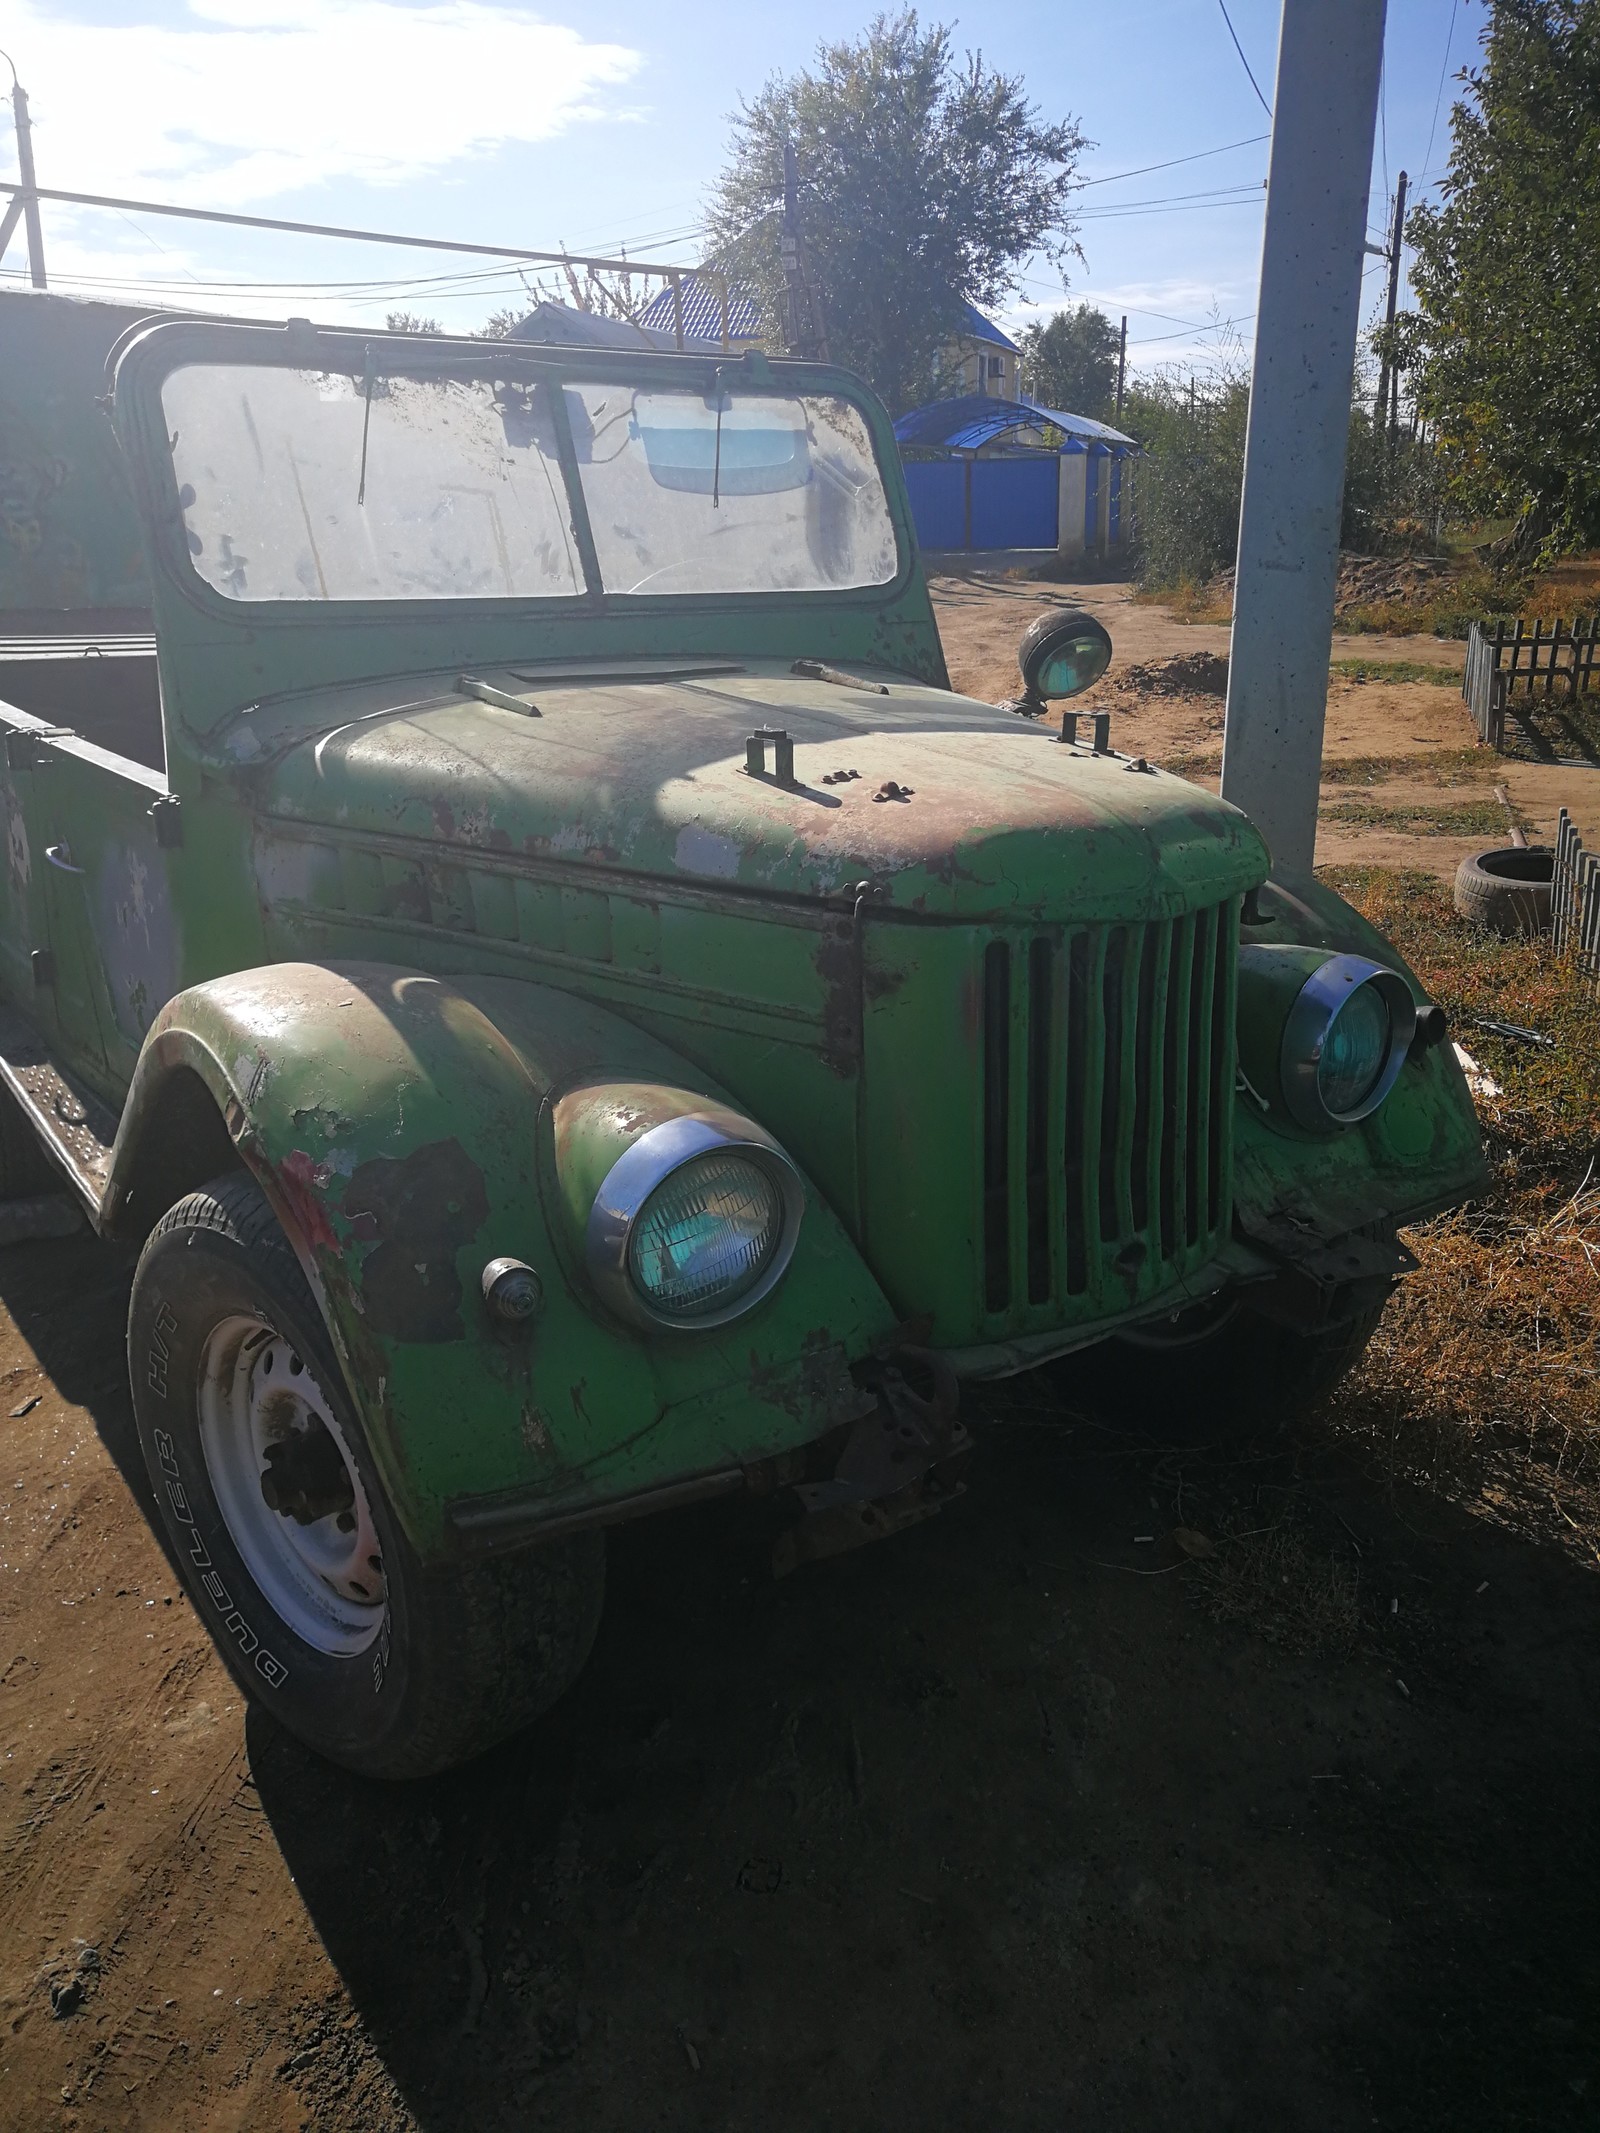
xmin=893 ymin=392 xmax=1135 ymax=452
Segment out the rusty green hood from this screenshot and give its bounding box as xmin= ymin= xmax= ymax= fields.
xmin=234 ymin=660 xmax=1268 ymax=924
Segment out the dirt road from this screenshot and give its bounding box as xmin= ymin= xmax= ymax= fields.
xmin=932 ymin=571 xmax=1600 ymax=878
xmin=1 ymin=1221 xmax=1595 ymax=2131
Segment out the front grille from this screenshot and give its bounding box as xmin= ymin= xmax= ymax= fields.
xmin=980 ymin=901 xmax=1238 ymax=1321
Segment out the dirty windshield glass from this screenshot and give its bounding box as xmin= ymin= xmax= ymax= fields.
xmin=162 ymin=365 xmax=584 ymax=601
xmin=570 ymin=385 xmax=898 ymax=595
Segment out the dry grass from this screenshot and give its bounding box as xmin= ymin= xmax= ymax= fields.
xmin=1331 ymin=656 xmax=1463 ymax=687
xmin=1193 ymin=1515 xmax=1363 ymax=1657
xmin=1321 ymin=798 xmax=1523 ymax=839
xmin=1318 ymin=868 xmax=1600 ymax=1558
xmin=1133 ymin=579 xmax=1233 ymax=625
xmin=1318 ymin=748 xmax=1491 ymax=788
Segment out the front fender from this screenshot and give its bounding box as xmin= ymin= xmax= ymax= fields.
xmin=109 ymin=963 xmax=896 ymax=1558
xmin=1232 ymin=868 xmax=1489 ymax=1236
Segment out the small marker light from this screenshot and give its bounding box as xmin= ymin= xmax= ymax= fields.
xmin=482 ymin=1256 xmax=542 ymax=1325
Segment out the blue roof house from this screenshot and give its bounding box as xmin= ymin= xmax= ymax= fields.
xmin=635 ymin=273 xmax=764 ymax=349
xmin=894 ymin=388 xmax=1138 ymax=563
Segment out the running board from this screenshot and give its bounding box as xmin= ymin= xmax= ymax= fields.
xmin=0 ymin=1004 xmax=118 ymax=1219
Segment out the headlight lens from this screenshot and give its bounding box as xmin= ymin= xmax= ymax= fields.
xmin=1317 ymin=983 xmax=1393 ymax=1116
xmin=628 ymin=1152 xmax=784 ymax=1318
xmin=578 ymin=1100 xmax=804 ymax=1331
xmin=1276 ymin=953 xmax=1417 ymax=1130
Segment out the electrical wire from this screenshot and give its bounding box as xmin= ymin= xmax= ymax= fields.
xmin=1215 ymin=0 xmax=1273 ymax=118
xmin=1423 ymin=0 xmax=1460 ymax=180
xmin=1077 ymin=182 xmax=1263 ymax=217
xmin=1077 ymin=133 xmax=1269 ymax=189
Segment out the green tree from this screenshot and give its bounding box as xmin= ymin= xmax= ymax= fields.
xmin=1017 ymin=304 xmax=1120 ymax=421
xmin=1406 ymin=0 xmax=1600 ymax=557
xmin=705 ymin=11 xmax=1085 ymax=412
xmin=384 ymin=311 xmax=441 ymax=334
xmin=1121 ymin=369 xmax=1252 ymax=589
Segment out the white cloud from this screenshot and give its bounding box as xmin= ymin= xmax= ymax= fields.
xmin=0 ymin=0 xmax=640 ymax=206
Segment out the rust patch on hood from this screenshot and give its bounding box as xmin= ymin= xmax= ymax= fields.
xmin=342 ymin=1137 xmax=490 ymax=1341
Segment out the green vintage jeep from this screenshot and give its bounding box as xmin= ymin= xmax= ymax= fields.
xmin=0 ymin=315 xmax=1484 ymax=1776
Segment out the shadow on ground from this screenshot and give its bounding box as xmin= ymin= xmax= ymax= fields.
xmin=252 ymin=1411 xmax=1597 ymax=2133
xmin=1 ymin=1231 xmax=1593 ymax=2131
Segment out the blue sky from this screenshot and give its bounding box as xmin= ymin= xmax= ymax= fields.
xmin=0 ymin=0 xmax=1483 ymax=379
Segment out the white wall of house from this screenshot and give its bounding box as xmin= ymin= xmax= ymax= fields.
xmin=939 ymin=335 xmax=1019 ymax=398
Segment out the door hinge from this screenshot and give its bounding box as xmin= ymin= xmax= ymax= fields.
xmin=5 ymin=727 xmax=74 ymax=772
xmin=147 ymin=793 xmax=183 ymax=848
xmin=31 ymin=948 xmax=55 ymax=988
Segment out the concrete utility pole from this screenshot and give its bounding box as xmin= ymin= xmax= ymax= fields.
xmin=780 ymin=139 xmax=827 ymax=362
xmin=1115 ymin=314 xmax=1127 ymax=420
xmin=1219 ymin=0 xmax=1387 ymax=877
xmin=0 ymin=62 xmax=48 ymax=288
xmin=1375 ymin=168 xmax=1408 ymax=452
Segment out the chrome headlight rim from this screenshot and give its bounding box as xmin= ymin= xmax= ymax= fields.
xmin=585 ymin=1110 xmax=804 ymax=1332
xmin=1280 ymin=953 xmax=1417 ymax=1131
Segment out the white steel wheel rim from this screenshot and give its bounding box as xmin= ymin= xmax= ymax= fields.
xmin=196 ymin=1313 xmax=386 ymax=1657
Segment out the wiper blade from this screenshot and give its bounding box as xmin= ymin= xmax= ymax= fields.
xmin=792 ymin=658 xmax=889 ymax=696
xmin=457 ymin=673 xmax=541 ymax=717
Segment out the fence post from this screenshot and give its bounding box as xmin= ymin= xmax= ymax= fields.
xmin=1553 ymin=807 xmax=1573 ymax=953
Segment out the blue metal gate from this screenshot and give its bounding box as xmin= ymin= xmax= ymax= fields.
xmin=901 ymin=454 xmax=1059 ymax=552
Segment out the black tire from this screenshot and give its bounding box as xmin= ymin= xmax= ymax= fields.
xmin=1453 ymin=846 xmax=1553 ymax=938
xmin=0 ymin=1084 xmax=61 ymax=1200
xmin=1063 ymin=1290 xmax=1387 ymax=1442
xmin=127 ymin=1173 xmax=604 ymax=1779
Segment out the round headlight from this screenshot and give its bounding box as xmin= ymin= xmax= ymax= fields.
xmin=1281 ymin=954 xmax=1416 ymax=1130
xmin=628 ymin=1151 xmax=784 ymax=1318
xmin=1317 ymin=983 xmax=1392 ymax=1116
xmin=585 ymin=1111 xmax=803 ymax=1331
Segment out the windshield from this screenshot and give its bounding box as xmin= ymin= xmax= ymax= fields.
xmin=160 ymin=360 xmax=899 ymax=604
xmin=572 ymin=385 xmax=897 ymax=595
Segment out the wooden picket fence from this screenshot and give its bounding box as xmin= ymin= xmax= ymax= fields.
xmin=1553 ymin=807 xmax=1600 ymax=998
xmin=1463 ymin=615 xmax=1600 ymax=756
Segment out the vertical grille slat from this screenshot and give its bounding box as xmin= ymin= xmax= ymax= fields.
xmin=1186 ymin=904 xmax=1215 ymax=1248
xmin=981 ymin=898 xmax=1237 ymax=1327
xmin=1025 ymin=934 xmax=1056 ymax=1305
xmin=1063 ymin=929 xmax=1094 ymax=1295
xmin=1097 ymin=926 xmax=1128 ymax=1242
xmin=1208 ymin=902 xmax=1237 ymax=1236
xmin=1159 ymin=914 xmax=1193 ymax=1256
xmin=981 ymin=940 xmax=1011 ymax=1313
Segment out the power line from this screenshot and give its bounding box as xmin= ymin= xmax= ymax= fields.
xmin=1078 ymin=182 xmax=1263 ymax=217
xmin=1127 ymin=313 xmax=1255 ymax=348
xmin=1077 ymin=133 xmax=1269 ymax=189
xmin=1215 ymin=0 xmax=1273 ymax=118
xmin=1423 ymin=0 xmax=1460 ymax=179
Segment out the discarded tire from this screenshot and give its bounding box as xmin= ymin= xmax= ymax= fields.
xmin=1453 ymin=846 xmax=1553 ymax=938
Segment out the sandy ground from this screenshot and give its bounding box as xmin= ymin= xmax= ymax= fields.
xmin=930 ymin=571 xmax=1600 ymax=880
xmin=1 ymin=579 xmax=1597 ymax=2130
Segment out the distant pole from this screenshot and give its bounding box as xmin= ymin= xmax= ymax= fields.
xmin=0 ymin=69 xmax=47 ymax=287
xmin=1115 ymin=314 xmax=1127 ymax=418
xmin=1377 ymin=167 xmax=1408 ymax=451
xmin=780 ymin=138 xmax=828 ymax=362
xmin=1219 ymin=0 xmax=1387 ymax=878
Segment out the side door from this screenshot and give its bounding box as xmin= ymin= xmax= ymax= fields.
xmin=0 ymin=706 xmax=72 ymax=1037
xmin=30 ymin=733 xmax=181 ymax=1098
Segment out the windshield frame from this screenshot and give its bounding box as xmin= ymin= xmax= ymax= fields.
xmin=112 ymin=318 xmax=914 ymax=628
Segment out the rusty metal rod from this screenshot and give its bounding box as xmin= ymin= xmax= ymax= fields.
xmin=1492 ymin=783 xmax=1528 ymax=849
xmin=0 ymin=180 xmax=689 ymax=282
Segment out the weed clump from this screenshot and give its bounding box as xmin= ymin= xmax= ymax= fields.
xmin=1320 ymin=868 xmax=1600 ymax=1552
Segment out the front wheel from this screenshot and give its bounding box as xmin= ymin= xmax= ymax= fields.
xmin=127 ymin=1173 xmax=604 ymax=1779
xmin=1062 ymin=1290 xmax=1388 ymax=1442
